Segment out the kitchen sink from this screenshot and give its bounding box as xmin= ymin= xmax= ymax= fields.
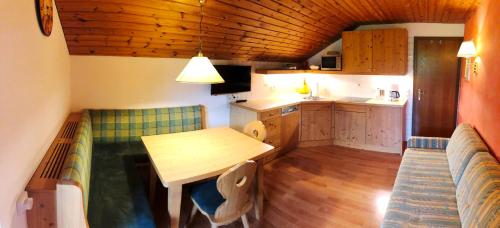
xmin=337 ymin=97 xmax=371 ymax=103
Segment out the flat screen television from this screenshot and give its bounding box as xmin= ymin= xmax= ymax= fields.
xmin=211 ymin=65 xmax=251 ymax=95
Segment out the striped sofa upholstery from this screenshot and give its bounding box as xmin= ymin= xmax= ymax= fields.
xmin=446 ymin=124 xmax=489 ymax=185
xmin=60 ymin=110 xmax=93 ymax=212
xmin=383 ymin=123 xmax=499 ymax=228
xmin=382 ymin=148 xmax=461 ymax=227
xmin=90 ymin=105 xmax=203 ymax=143
xmin=456 ymin=152 xmax=500 ymax=227
xmin=407 ymin=136 xmax=449 ymax=150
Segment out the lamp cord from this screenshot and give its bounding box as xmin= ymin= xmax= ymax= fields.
xmin=198 ymin=0 xmax=204 ymax=56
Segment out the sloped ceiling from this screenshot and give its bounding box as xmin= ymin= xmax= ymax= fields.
xmin=56 ymin=0 xmax=479 ymax=62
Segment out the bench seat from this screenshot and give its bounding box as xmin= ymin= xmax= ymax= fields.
xmin=88 ymin=142 xmax=154 ymax=228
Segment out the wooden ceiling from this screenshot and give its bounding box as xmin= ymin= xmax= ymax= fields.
xmin=56 ymin=0 xmax=479 ymax=62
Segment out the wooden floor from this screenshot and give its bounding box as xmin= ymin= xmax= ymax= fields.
xmin=152 ymin=145 xmax=402 ymax=228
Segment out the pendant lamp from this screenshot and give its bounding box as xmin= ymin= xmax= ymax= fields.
xmin=176 ymin=0 xmax=224 ymax=84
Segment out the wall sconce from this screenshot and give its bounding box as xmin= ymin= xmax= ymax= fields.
xmin=457 ymin=41 xmax=478 ymax=81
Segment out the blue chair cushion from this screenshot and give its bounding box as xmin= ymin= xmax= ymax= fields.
xmin=190 ymin=179 xmax=225 ymax=216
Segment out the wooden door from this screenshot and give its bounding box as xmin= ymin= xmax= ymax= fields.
xmin=301 ymin=104 xmax=332 ymax=141
xmin=342 ymin=30 xmax=373 ymax=73
xmin=412 ymin=37 xmax=462 ymax=137
xmin=372 ymin=29 xmax=408 ymax=74
xmin=281 ymin=110 xmax=300 ymax=152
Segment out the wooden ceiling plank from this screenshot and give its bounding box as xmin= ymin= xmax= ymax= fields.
xmin=214 ymin=0 xmax=334 ymax=39
xmin=62 ymin=27 xmax=315 ymax=54
xmin=57 ymin=1 xmax=329 ymax=44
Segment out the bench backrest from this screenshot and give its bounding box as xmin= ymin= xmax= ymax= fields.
xmin=89 ymin=105 xmax=205 ymax=143
xmin=59 ymin=110 xmax=93 ymax=212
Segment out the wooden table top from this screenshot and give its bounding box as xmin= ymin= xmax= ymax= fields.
xmin=141 ymin=127 xmax=274 ymax=187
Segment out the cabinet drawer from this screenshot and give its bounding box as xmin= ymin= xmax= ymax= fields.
xmin=301 ymin=103 xmax=332 ymax=112
xmin=262 ymin=117 xmax=281 ymax=136
xmin=335 ymin=104 xmax=367 ymax=113
xmin=260 ymin=109 xmax=281 ymax=120
xmin=264 ymin=134 xmax=281 ymax=148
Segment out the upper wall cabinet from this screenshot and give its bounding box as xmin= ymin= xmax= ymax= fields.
xmin=342 ymin=29 xmax=408 ymax=75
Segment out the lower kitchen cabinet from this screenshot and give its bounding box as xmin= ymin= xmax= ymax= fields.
xmin=300 ymin=103 xmax=332 ymax=146
xmin=334 ymin=110 xmax=367 ymax=145
xmin=333 ymin=103 xmax=405 ymax=153
xmin=365 ymin=106 xmax=404 ymax=150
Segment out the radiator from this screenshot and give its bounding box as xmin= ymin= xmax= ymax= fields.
xmin=25 ymin=113 xmax=81 ymax=228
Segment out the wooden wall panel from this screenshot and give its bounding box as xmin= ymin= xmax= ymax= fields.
xmin=55 ymin=0 xmax=479 ymax=61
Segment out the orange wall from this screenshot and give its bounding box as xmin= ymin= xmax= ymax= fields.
xmin=458 ymin=0 xmax=500 ymax=159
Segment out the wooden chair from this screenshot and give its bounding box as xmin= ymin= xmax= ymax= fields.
xmin=243 ymin=120 xmax=267 ymax=142
xmin=189 ymin=161 xmax=257 ymax=228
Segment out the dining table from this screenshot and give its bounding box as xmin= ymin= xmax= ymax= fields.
xmin=141 ymin=127 xmax=274 ymax=228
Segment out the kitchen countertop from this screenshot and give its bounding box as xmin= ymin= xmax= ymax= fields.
xmin=231 ymin=95 xmax=407 ymax=112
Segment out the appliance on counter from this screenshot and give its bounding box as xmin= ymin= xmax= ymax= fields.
xmin=321 ymin=51 xmax=342 ymax=71
xmin=390 ymin=91 xmax=400 ymax=101
xmin=211 ymin=65 xmax=251 ymax=95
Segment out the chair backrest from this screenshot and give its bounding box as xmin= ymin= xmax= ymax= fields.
xmin=243 ymin=120 xmax=267 ymax=142
xmin=214 ymin=160 xmax=257 ymax=223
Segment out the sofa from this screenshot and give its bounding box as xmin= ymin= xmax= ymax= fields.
xmin=382 ymin=124 xmax=500 ymax=227
xmin=56 ymin=105 xmax=204 ymax=228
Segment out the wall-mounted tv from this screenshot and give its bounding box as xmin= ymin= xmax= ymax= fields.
xmin=211 ymin=65 xmax=251 ymax=95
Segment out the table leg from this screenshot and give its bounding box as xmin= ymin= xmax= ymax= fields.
xmin=149 ymin=164 xmax=157 ymax=203
xmin=168 ymin=184 xmax=183 ymax=228
xmin=254 ymin=159 xmax=264 ymax=220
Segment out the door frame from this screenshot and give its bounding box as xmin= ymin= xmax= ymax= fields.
xmin=411 ymin=36 xmax=463 ymax=136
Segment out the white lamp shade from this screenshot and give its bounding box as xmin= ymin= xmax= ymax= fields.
xmin=176 ymin=56 xmax=224 ymax=84
xmin=457 ymin=41 xmax=477 ymax=58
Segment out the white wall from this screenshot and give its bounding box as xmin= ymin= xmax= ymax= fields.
xmin=253 ymin=23 xmax=464 ymax=139
xmin=0 ymin=1 xmax=71 ymax=228
xmin=70 ymin=56 xmax=283 ymax=127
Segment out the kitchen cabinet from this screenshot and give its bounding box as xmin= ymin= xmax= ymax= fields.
xmin=342 ymin=28 xmax=407 ymax=75
xmin=334 ymin=104 xmax=367 ymax=146
xmin=365 ymin=106 xmax=404 ymax=150
xmin=300 ymin=103 xmax=332 ymax=146
xmin=230 ymin=105 xmax=300 ymax=163
xmin=333 ymin=103 xmax=405 ymax=153
xmin=342 ymin=30 xmax=373 ymax=73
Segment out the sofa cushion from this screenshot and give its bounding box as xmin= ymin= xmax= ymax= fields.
xmin=60 ymin=110 xmax=93 ymax=213
xmin=407 ymin=136 xmax=449 ymax=150
xmin=446 ymin=123 xmax=489 ymax=185
xmin=88 ymin=142 xmax=155 ymax=228
xmin=90 ymin=105 xmax=203 ymax=143
xmin=456 ymin=152 xmax=500 ymax=227
xmin=383 ymin=148 xmax=461 ymax=227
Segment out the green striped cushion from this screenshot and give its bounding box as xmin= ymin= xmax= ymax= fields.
xmin=90 ymin=105 xmax=202 ymax=143
xmin=60 ymin=110 xmax=93 ymax=213
xmin=407 ymin=136 xmax=449 ymax=150
xmin=446 ymin=124 xmax=489 ymax=185
xmin=382 ymin=148 xmax=461 ymax=227
xmin=456 ymin=152 xmax=500 ymax=227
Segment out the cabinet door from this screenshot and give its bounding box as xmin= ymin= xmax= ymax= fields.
xmin=301 ymin=104 xmax=332 ymax=141
xmin=366 ymin=106 xmax=402 ymax=148
xmin=334 ymin=111 xmax=366 ymax=145
xmin=342 ymin=30 xmax=373 ymax=73
xmin=372 ymin=29 xmax=408 ymax=74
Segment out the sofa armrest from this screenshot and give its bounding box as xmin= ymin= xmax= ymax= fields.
xmin=407 ymin=136 xmax=449 ymax=150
